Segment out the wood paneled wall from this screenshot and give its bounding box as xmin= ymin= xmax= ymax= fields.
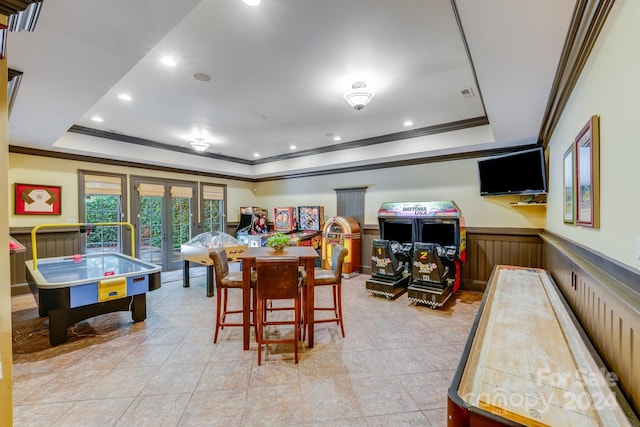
xmin=461 ymin=228 xmax=544 ymax=291
xmin=9 ymin=227 xmax=82 ymax=295
xmin=541 ymin=232 xmax=640 ymax=413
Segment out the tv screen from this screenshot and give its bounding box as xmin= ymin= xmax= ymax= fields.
xmin=379 ymin=219 xmax=414 ymax=243
xmin=477 ymin=147 xmax=547 ymax=196
xmin=418 ymin=221 xmax=457 ymax=247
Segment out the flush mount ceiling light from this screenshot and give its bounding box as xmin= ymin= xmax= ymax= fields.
xmin=343 ymin=81 xmax=374 ymax=111
xmin=190 ymin=138 xmax=210 ymax=153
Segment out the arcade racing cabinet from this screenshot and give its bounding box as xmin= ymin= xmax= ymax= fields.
xmin=409 ymin=242 xmax=458 ymax=308
xmin=365 ymin=201 xmax=466 ymax=304
xmin=366 ymin=239 xmax=413 ymax=298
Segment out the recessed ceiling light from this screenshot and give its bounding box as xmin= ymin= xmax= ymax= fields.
xmin=91 ymin=116 xmax=104 ymax=122
xmin=243 ymin=0 xmax=261 ymax=6
xmin=333 ymin=136 xmax=342 ymax=141
xmin=118 ymin=93 xmax=132 ymax=101
xmin=253 ymin=152 xmax=260 ymax=157
xmin=161 ymin=56 xmax=177 ymax=67
xmin=403 ymin=120 xmax=413 ymax=127
xmin=290 ymin=145 xmax=297 ymax=150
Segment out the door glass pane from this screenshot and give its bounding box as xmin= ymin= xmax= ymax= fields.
xmin=139 ymin=196 xmax=163 ymax=264
xmin=203 ymin=199 xmax=223 ymax=233
xmin=172 ymin=197 xmax=192 ymax=263
xmin=85 ymin=194 xmax=122 ymax=254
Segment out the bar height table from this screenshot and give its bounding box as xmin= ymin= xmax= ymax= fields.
xmin=237 ymin=246 xmax=319 ymax=351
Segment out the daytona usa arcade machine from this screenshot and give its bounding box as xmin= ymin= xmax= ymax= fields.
xmin=365 ymin=201 xmax=466 ymax=304
xmin=365 ymin=204 xmax=416 ymax=299
xmin=407 ymin=201 xmax=466 ymax=308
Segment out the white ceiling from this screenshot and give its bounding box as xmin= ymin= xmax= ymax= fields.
xmin=7 ymin=0 xmax=576 ymax=179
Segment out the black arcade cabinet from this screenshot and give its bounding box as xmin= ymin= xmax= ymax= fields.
xmin=365 ymin=201 xmax=466 ymax=305
xmin=235 ymin=206 xmax=271 ymax=247
xmin=407 ymin=201 xmax=466 ymax=308
xmin=365 ymin=207 xmax=415 ymax=299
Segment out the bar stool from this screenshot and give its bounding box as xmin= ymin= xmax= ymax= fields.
xmin=255 ymin=256 xmax=303 ymax=365
xmin=210 ymin=247 xmax=256 ymax=343
xmin=312 ymin=244 xmax=348 ymax=337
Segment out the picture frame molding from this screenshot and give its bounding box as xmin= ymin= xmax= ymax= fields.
xmin=574 ymin=115 xmax=600 ymax=228
xmin=563 ymin=144 xmax=575 ymax=224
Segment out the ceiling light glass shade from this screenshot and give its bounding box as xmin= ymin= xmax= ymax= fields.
xmin=190 ymin=140 xmax=210 ymax=152
xmin=343 ymin=81 xmax=374 ymax=111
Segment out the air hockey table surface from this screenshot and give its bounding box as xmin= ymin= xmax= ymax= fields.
xmin=26 ymin=252 xmax=161 ymax=345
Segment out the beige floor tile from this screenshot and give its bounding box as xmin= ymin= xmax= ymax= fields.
xmin=85 ymin=366 xmax=159 ymax=400
xmin=51 ymin=397 xmax=134 ymax=427
xmin=350 ymin=376 xmax=419 ymax=417
xmin=300 ymin=378 xmax=363 ymax=423
xmin=242 ymin=383 xmax=303 ymax=426
xmin=178 ymin=390 xmax=246 ymax=426
xmin=138 ymin=363 xmax=206 ymax=396
xmin=365 ymin=411 xmax=431 ymax=426
xmin=115 ymin=393 xmax=191 ymax=427
xmin=399 ymin=371 xmax=451 ymax=410
xmin=11 ymin=272 xmax=482 ymax=426
xmin=196 ymin=359 xmax=252 ymax=392
xmin=13 ymin=402 xmax=73 ymax=426
xmin=422 ymin=407 xmax=448 ymax=426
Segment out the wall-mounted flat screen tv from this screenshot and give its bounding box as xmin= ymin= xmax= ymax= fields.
xmin=477 ymin=147 xmax=548 ymax=196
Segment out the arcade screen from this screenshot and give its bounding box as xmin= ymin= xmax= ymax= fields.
xmin=380 ymin=220 xmax=414 ymax=243
xmin=418 ymin=221 xmax=457 ymax=246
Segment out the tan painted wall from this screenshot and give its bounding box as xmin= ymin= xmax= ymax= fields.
xmin=256 ymin=158 xmax=546 ymax=228
xmin=10 ymin=154 xmax=546 ymax=231
xmin=8 ymin=153 xmax=256 ymax=227
xmin=546 ymin=0 xmax=640 ymax=271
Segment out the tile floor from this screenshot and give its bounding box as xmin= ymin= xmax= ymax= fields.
xmin=11 ymin=266 xmax=482 ymax=426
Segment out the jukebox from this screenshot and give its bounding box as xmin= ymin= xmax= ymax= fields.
xmin=365 ymin=201 xmax=466 ymax=305
xmin=321 ymin=216 xmax=361 ymax=278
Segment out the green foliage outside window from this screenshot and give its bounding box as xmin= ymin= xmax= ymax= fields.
xmin=203 ymin=199 xmax=223 ymax=232
xmin=85 ymin=194 xmax=121 ymax=252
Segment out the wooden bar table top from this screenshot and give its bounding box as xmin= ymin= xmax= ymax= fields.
xmin=237 ymin=246 xmax=319 ymax=351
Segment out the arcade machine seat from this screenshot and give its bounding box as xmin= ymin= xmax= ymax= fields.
xmin=365 ymin=239 xmax=413 ymax=299
xmin=408 ymin=242 xmax=458 ymax=308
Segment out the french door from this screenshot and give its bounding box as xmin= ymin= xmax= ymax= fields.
xmin=131 ymin=177 xmax=196 ymax=271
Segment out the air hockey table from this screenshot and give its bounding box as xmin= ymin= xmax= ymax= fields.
xmin=25 ymin=223 xmax=161 ymax=346
xmin=26 ymin=252 xmax=161 ymax=346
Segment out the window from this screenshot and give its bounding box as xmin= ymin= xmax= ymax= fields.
xmin=80 ymin=172 xmax=126 ymax=254
xmin=202 ymin=184 xmax=225 ymax=233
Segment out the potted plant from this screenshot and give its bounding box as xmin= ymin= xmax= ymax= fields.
xmin=266 ymin=232 xmax=290 ymax=252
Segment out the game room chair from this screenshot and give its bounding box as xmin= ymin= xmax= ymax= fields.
xmin=255 ymin=256 xmax=304 ymax=365
xmin=312 ymin=244 xmax=349 ymax=337
xmin=210 ymin=247 xmax=257 ymax=344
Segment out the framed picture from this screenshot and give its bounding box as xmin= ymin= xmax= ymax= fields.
xmin=562 ymin=144 xmax=575 ymax=224
xmin=14 ymin=183 xmax=62 ymax=215
xmin=575 ymin=115 xmax=600 ymax=228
